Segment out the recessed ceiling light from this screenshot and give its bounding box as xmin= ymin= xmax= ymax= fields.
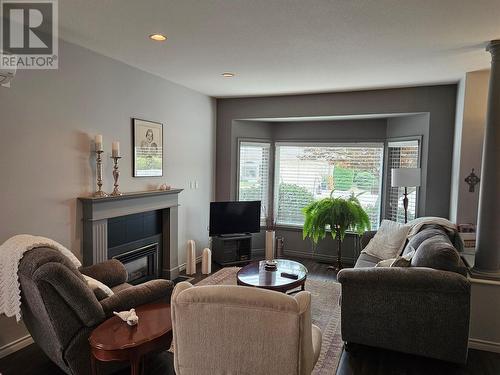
xmin=149 ymin=34 xmax=167 ymax=41
xmin=222 ymin=72 xmax=235 ymax=78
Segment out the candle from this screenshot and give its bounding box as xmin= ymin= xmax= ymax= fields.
xmin=112 ymin=141 xmax=120 ymax=157
xmin=95 ymin=134 xmax=103 ymax=151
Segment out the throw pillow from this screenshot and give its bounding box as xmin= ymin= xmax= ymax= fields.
xmin=410 ymin=237 xmax=461 ymax=273
xmin=390 ymin=254 xmax=412 ymax=267
xmin=362 ymin=220 xmax=410 ymax=260
xmin=82 ymin=274 xmax=114 ymax=300
xmin=375 ymin=258 xmax=395 ymax=267
xmin=375 ymin=252 xmax=413 ymax=268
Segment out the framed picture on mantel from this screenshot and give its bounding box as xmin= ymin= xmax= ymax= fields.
xmin=133 ymin=118 xmax=163 ymax=177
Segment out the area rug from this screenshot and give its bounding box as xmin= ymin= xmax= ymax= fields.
xmin=196 ymin=267 xmax=343 ymax=375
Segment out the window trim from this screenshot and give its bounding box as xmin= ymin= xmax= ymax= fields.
xmin=236 ymin=138 xmax=273 ymax=224
xmin=274 ymin=141 xmax=386 ymax=229
xmin=235 ymin=137 xmax=424 ymax=229
xmin=382 ymin=136 xmax=422 ymax=221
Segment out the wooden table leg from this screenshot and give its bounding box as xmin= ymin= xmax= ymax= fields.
xmin=90 ymin=354 xmax=98 ymax=375
xmin=130 ymin=353 xmax=143 ymax=375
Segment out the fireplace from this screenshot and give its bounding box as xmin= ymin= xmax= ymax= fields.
xmin=79 ymin=189 xmax=182 ymax=280
xmin=107 ymin=210 xmax=162 ymax=284
xmin=113 ymin=242 xmax=159 ymax=284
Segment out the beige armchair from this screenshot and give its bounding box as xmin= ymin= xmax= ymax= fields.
xmin=171 ymin=282 xmax=322 ymax=375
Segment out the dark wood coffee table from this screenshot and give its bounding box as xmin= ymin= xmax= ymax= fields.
xmin=237 ymin=259 xmax=308 ymax=293
xmin=89 ymin=302 xmax=172 ymax=375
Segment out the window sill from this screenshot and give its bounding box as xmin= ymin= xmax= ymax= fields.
xmin=274 ymin=225 xmax=363 ymax=236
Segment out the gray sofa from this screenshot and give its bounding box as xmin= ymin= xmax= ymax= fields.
xmin=18 ymin=247 xmax=174 ymax=375
xmin=337 ymin=224 xmax=471 ymax=364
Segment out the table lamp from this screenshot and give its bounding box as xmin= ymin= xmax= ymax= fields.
xmin=391 ymin=168 xmax=421 ymax=224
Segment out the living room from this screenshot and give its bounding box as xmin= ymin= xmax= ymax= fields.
xmin=0 ymin=1 xmax=499 ymax=374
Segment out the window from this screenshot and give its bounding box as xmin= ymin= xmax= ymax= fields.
xmin=274 ymin=143 xmax=384 ymax=229
xmin=238 ymin=141 xmax=271 ymax=223
xmin=386 ymin=140 xmax=420 ymax=223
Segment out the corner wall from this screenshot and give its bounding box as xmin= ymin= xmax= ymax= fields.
xmin=449 ymin=70 xmax=489 ymax=226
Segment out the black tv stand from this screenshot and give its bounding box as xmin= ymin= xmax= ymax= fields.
xmin=218 ymin=233 xmax=250 ymax=238
xmin=212 ymin=234 xmax=252 ymax=266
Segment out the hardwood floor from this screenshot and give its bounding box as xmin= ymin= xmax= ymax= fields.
xmin=1 ymin=258 xmax=500 ymax=375
xmin=337 ymin=343 xmax=500 ymax=375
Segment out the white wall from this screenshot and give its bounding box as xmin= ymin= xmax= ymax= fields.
xmin=0 ymin=40 xmax=215 ymax=351
xmin=469 ymin=278 xmax=500 ymax=353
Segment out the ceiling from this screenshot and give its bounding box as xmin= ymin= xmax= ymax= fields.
xmin=58 ymin=0 xmax=499 ymax=98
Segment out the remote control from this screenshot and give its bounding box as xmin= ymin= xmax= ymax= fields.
xmin=281 ymin=272 xmax=299 ymax=280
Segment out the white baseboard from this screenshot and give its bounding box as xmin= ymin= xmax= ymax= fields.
xmin=469 ymin=338 xmax=500 ymax=353
xmin=176 ymin=255 xmax=203 ymax=273
xmin=0 ymin=334 xmax=33 ymax=359
xmin=283 ymin=249 xmax=356 ymax=264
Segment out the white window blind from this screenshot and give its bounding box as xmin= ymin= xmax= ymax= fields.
xmin=274 ymin=144 xmax=384 ymax=229
xmin=386 ymin=140 xmax=420 ymax=223
xmin=238 ymin=141 xmax=271 ymax=223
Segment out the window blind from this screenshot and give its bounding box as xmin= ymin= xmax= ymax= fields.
xmin=274 ymin=143 xmax=384 ymax=229
xmin=238 ymin=141 xmax=271 ymax=223
xmin=386 ymin=140 xmax=420 ymax=223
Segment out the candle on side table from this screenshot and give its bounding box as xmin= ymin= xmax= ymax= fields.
xmin=112 ymin=141 xmax=120 ymax=157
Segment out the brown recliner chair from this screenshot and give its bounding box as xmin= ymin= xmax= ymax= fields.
xmin=18 ymin=247 xmax=174 ymax=375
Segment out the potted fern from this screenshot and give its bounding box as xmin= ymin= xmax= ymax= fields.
xmin=303 ymin=192 xmax=371 ymax=271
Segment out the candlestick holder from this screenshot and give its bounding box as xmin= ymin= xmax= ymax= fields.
xmin=93 ymin=150 xmax=108 ymax=197
xmin=110 ymin=156 xmax=123 ymax=196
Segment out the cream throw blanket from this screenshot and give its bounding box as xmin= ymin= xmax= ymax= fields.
xmin=0 ymin=235 xmax=81 ymax=321
xmin=406 ymin=216 xmax=457 ymax=237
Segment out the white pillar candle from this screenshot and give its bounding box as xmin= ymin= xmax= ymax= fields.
xmin=112 ymin=141 xmax=120 ymax=157
xmin=186 ymin=240 xmax=196 ymax=275
xmin=202 ymin=248 xmax=212 ymax=275
xmin=265 ymin=230 xmax=275 ymax=261
xmin=95 ymin=134 xmax=103 ymax=151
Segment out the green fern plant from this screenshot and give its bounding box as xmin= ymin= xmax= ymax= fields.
xmin=302 ymin=191 xmax=371 ymax=271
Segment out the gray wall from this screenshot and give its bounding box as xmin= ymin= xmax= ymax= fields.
xmin=216 ymin=85 xmax=457 ymax=263
xmin=386 ymin=114 xmax=430 ymax=216
xmin=0 ymin=40 xmax=215 ymax=350
xmin=272 ymin=119 xmax=387 ymax=141
xmin=216 ymin=85 xmax=457 ymax=220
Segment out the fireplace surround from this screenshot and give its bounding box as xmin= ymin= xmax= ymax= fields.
xmin=78 ymin=189 xmax=182 ymax=280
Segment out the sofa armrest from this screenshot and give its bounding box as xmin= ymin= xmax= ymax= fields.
xmin=100 ymin=279 xmax=174 ymax=317
xmin=337 ymin=266 xmax=470 ymax=294
xmin=337 ymin=267 xmax=470 ymax=364
xmin=79 ymin=259 xmax=127 ymax=288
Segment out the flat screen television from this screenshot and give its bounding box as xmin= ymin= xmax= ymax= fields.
xmin=209 ymin=201 xmax=261 ymax=236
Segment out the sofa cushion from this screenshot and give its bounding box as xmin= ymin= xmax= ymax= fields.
xmin=355 ymin=253 xmax=383 ymax=268
xmin=410 ymin=237 xmax=461 ymax=273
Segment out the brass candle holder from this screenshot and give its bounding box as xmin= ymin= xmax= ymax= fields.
xmin=110 ymin=156 xmax=123 ymax=196
xmin=93 ymin=150 xmax=108 ymax=197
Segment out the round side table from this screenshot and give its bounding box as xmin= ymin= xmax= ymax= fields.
xmin=237 ymin=259 xmax=308 ymax=294
xmin=89 ymin=302 xmax=172 ymax=375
